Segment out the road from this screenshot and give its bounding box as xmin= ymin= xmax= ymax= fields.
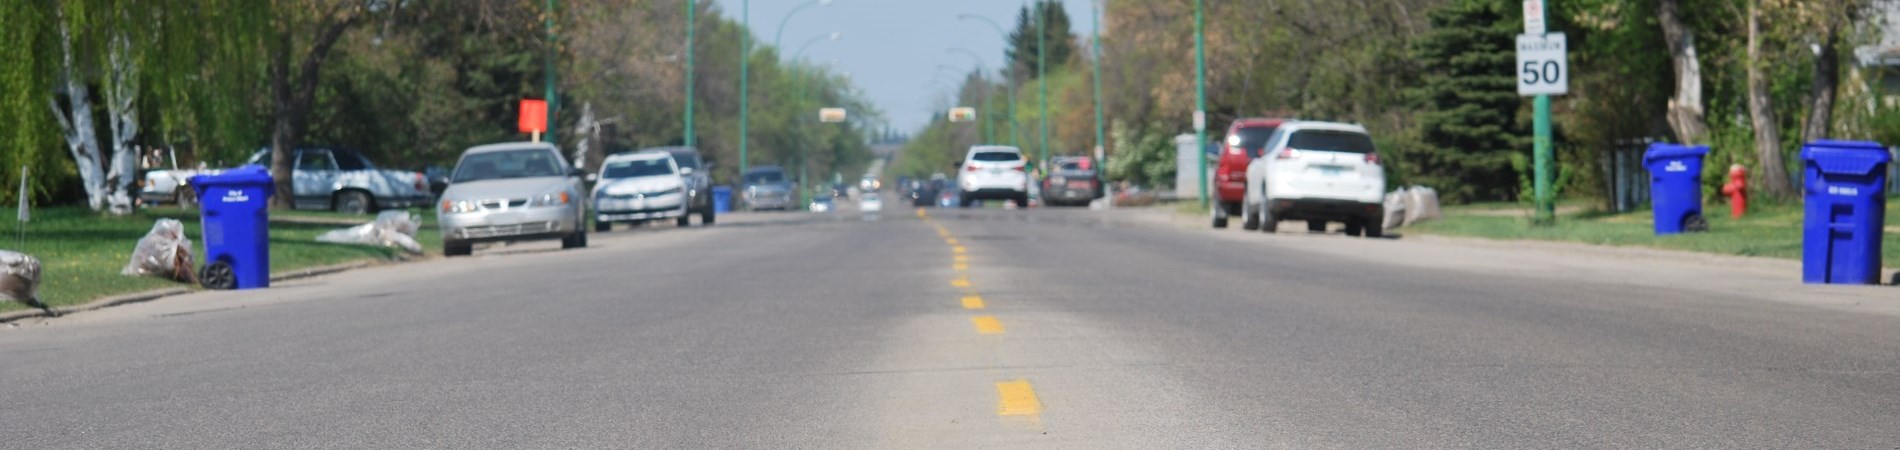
xmin=4 ymin=206 xmax=1900 ymax=448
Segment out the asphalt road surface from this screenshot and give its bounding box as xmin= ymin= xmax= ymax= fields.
xmin=4 ymin=206 xmax=1900 ymax=448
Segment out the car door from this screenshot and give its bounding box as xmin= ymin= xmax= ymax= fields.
xmin=293 ymin=149 xmax=339 ymax=210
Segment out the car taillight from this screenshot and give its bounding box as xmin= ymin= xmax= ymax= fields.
xmin=1011 ymin=165 xmax=1025 ymax=172
xmin=414 ymin=173 xmax=427 ymax=191
xmin=1365 ymin=153 xmax=1380 ymax=165
xmin=1275 ymin=148 xmax=1300 ymax=160
xmin=966 ymin=165 xmax=980 ymax=172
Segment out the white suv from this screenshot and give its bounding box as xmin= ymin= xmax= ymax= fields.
xmin=957 ymin=146 xmax=1030 ymax=208
xmin=1242 ymin=122 xmax=1387 ymax=237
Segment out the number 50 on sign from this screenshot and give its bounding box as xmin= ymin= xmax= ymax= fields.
xmin=1516 ymin=33 xmax=1568 ymax=96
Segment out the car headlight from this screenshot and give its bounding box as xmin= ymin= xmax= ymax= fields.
xmin=441 ymin=199 xmax=477 ymax=213
xmin=536 ymin=191 xmax=571 ymax=207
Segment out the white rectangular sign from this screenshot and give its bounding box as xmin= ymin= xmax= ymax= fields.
xmin=1523 ymin=0 xmax=1546 ymax=35
xmin=1516 ymin=33 xmax=1568 ymax=96
xmin=819 ymin=107 xmax=847 ymax=123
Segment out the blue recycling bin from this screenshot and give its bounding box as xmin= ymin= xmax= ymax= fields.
xmin=711 ymin=186 xmax=733 ymax=213
xmin=1800 ymin=140 xmax=1891 ymax=285
xmin=1643 ymin=143 xmax=1710 ymax=235
xmin=189 ymin=165 xmax=274 ymax=290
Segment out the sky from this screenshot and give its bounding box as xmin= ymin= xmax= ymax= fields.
xmin=708 ymin=0 xmax=1102 ymax=133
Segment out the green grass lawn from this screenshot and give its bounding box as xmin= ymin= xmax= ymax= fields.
xmin=0 ymin=206 xmax=441 ymax=313
xmin=1407 ymin=198 xmax=1900 ymax=267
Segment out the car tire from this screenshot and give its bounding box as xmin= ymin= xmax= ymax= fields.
xmin=1260 ymin=207 xmax=1279 ymax=233
xmin=1013 ymin=193 xmax=1029 ymax=209
xmin=1364 ymin=220 xmax=1384 ymax=238
xmin=1345 ymin=221 xmax=1364 ymax=237
xmin=562 ymin=229 xmax=587 ymax=249
xmin=444 ymin=239 xmax=472 ymax=257
xmin=1307 ymin=220 xmax=1327 ymax=233
xmin=676 ymin=213 xmax=691 ymax=227
xmin=1211 ymin=203 xmax=1229 ymax=229
xmin=960 ymin=194 xmax=976 ymax=208
xmin=334 ymin=191 xmax=373 ymax=215
xmin=701 ymin=207 xmax=715 ymax=226
xmin=1240 ymin=203 xmax=1260 ymax=231
xmin=594 ymin=220 xmax=612 ymax=232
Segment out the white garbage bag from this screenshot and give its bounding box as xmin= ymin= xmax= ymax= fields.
xmin=1402 ymin=185 xmax=1442 ymax=226
xmin=1382 ymin=189 xmax=1409 ymax=230
xmin=122 ymin=218 xmax=197 ymax=282
xmin=316 ymin=210 xmax=423 ymax=255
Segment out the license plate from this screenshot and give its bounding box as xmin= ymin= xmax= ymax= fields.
xmin=1067 ymin=181 xmax=1092 ymax=189
xmin=1316 ymin=166 xmax=1348 ymax=177
xmin=990 ymin=168 xmax=1003 ymax=174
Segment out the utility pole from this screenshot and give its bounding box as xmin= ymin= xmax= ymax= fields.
xmin=1193 ymin=0 xmax=1208 ymax=208
xmin=740 ymin=0 xmax=750 ymax=177
xmin=1037 ymin=0 xmax=1049 ymax=173
xmin=1531 ymin=2 xmax=1555 ymax=225
xmin=1090 ymin=0 xmax=1105 ymax=165
xmin=544 ymin=0 xmax=559 ymax=146
xmin=684 ymin=0 xmax=696 ymax=148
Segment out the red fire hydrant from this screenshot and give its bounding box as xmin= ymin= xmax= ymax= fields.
xmin=1721 ymin=164 xmax=1748 ymax=218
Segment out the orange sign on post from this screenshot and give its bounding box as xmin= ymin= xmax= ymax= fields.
xmin=518 ymin=99 xmax=549 ymax=141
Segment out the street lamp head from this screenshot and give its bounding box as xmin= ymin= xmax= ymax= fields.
xmin=819 ymin=0 xmax=833 ymax=5
xmin=829 ymin=32 xmax=842 ymax=40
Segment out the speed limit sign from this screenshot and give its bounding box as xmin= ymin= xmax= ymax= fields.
xmin=1516 ymin=33 xmax=1568 ymax=96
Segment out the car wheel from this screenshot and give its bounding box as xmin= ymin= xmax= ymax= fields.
xmin=1364 ymin=220 xmax=1384 ymax=238
xmin=701 ymin=208 xmax=716 ymax=226
xmin=594 ymin=220 xmax=611 ymax=232
xmin=1345 ymin=221 xmax=1365 ymax=237
xmin=676 ymin=213 xmax=691 ymax=227
xmin=960 ymin=194 xmax=975 ymax=208
xmin=1013 ymin=193 xmax=1029 ymax=208
xmin=443 ymin=239 xmax=472 ymax=257
xmin=562 ymin=229 xmax=587 ymax=249
xmin=1212 ymin=202 xmax=1230 ymax=229
xmin=1307 ymin=220 xmax=1327 ymax=233
xmin=1240 ymin=202 xmax=1260 ymax=231
xmin=334 ymin=191 xmax=372 ymax=215
xmin=1260 ymin=207 xmax=1279 ymax=233
xmin=199 ymin=261 xmax=237 ymax=290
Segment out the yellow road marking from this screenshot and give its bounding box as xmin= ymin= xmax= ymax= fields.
xmin=995 ymin=380 xmax=1043 ymax=416
xmin=954 ymin=255 xmax=968 ymax=263
xmin=916 ymin=209 xmax=928 ymax=218
xmin=953 ymin=246 xmax=966 ymax=254
xmin=971 ymin=316 xmax=1005 ymax=334
xmin=945 ymin=238 xmax=959 ymax=246
xmin=951 ymin=278 xmax=971 ymax=288
xmin=953 ymin=263 xmax=968 ymax=271
xmin=961 ymin=295 xmax=985 ymax=309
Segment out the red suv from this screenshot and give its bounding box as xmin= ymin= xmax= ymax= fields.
xmin=1211 ymin=118 xmax=1287 ymax=228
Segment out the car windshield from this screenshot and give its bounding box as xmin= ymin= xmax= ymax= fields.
xmin=1287 ymin=130 xmax=1376 ymax=154
xmin=1235 ymin=126 xmax=1278 ymax=156
xmin=602 ymin=158 xmax=674 ymax=179
xmin=452 ymin=149 xmax=564 ymax=182
xmin=668 ymin=152 xmax=700 ymax=171
xmin=744 ymin=171 xmax=785 ymax=185
xmin=972 ymin=151 xmax=1022 ymax=162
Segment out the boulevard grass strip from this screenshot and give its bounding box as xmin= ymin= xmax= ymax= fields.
xmin=0 ymin=206 xmax=442 ymax=313
xmin=1406 ymin=198 xmax=1900 ymax=268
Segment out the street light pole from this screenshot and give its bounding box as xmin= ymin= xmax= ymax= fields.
xmin=544 ymin=0 xmax=559 ymax=146
xmin=1037 ymin=0 xmax=1049 ymax=174
xmin=1193 ymin=0 xmax=1208 ymax=209
xmin=1091 ymin=0 xmax=1105 ymax=162
xmin=684 ymin=0 xmax=696 ymax=148
xmin=740 ymin=0 xmax=750 ymax=179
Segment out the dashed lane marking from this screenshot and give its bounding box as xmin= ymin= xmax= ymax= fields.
xmin=995 ymin=380 xmax=1043 ymax=416
xmin=954 ymin=255 xmax=968 ymax=263
xmin=962 ymin=295 xmax=985 ymax=310
xmin=953 ymin=246 xmax=966 ymax=254
xmin=952 ymin=278 xmax=972 ymax=288
xmin=953 ymin=263 xmax=968 ymax=271
xmin=971 ymin=316 xmax=1005 ymax=334
xmin=945 ymin=238 xmax=959 ymax=246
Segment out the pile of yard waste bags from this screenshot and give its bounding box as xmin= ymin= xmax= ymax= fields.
xmin=122 ymin=218 xmax=197 ymax=283
xmin=1382 ymin=186 xmax=1443 ymax=230
xmin=316 ymin=211 xmax=423 ymax=255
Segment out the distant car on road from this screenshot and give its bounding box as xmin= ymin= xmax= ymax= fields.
xmin=656 ymin=147 xmax=715 ymax=225
xmin=1213 ymin=118 xmax=1287 ymax=228
xmin=1243 ymin=121 xmax=1386 ymax=237
xmin=438 ymin=142 xmax=588 ymax=256
xmin=742 ymin=166 xmax=796 ymax=211
xmin=809 ymin=196 xmax=833 ymax=213
xmin=592 ymin=150 xmax=693 ymax=231
xmin=908 ymin=180 xmax=938 ymax=207
xmin=1041 ymin=156 xmax=1103 ymax=207
xmin=956 ymin=146 xmax=1030 ymax=208
xmin=860 ymin=192 xmax=883 ymax=213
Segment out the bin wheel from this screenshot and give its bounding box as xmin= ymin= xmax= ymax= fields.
xmin=1683 ymin=214 xmax=1709 ymax=232
xmin=200 ymin=261 xmax=237 ymax=290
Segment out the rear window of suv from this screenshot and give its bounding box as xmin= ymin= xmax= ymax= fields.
xmin=1286 ymin=130 xmax=1375 ymax=154
xmin=971 ymin=151 xmax=1022 ymax=162
xmin=1233 ymin=126 xmax=1278 ymax=157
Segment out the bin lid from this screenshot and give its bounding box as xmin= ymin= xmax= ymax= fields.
xmin=188 ymin=164 xmax=275 ymax=187
xmin=1801 ymin=140 xmax=1892 ymax=176
xmin=1643 ymin=143 xmax=1709 ymax=164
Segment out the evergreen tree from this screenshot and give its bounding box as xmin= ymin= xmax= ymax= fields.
xmin=1004 ymin=0 xmax=1074 ymax=83
xmin=1402 ymin=0 xmax=1527 ymax=203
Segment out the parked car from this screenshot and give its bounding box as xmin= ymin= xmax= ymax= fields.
xmin=437 ymin=142 xmax=588 ymax=256
xmin=1213 ymin=118 xmax=1288 ymax=228
xmin=655 ymin=147 xmax=715 ymax=225
xmin=591 ymin=150 xmax=693 ymax=231
xmin=1242 ymin=121 xmax=1387 ymax=237
xmin=242 ymin=148 xmax=431 ymax=214
xmin=139 ymin=166 xmax=210 ymax=207
xmin=860 ymin=192 xmax=883 ymax=213
xmin=1041 ymin=156 xmax=1103 ymax=207
xmin=809 ymin=196 xmax=834 ymax=213
xmin=741 ymin=166 xmax=796 ymax=211
xmin=956 ymin=145 xmax=1030 ymax=208
xmin=907 ymin=180 xmax=938 ymax=207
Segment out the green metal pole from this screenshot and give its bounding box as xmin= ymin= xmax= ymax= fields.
xmin=1091 ymin=0 xmax=1105 ymax=162
xmin=740 ymin=0 xmax=750 ymax=177
xmin=544 ymin=0 xmax=559 ymax=146
xmin=1193 ymin=0 xmax=1207 ymax=209
xmin=684 ymin=0 xmax=696 ymax=148
xmin=1038 ymin=0 xmax=1049 ymax=173
xmin=1532 ymin=4 xmax=1555 ymax=225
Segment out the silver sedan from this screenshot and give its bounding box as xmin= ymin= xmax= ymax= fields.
xmin=437 ymin=142 xmax=589 ymax=256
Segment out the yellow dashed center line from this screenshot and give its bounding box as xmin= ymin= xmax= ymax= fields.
xmin=961 ymin=295 xmax=986 ymax=310
xmin=952 ymin=246 xmax=966 ymax=254
xmin=995 ymin=380 xmax=1043 ymax=416
xmin=971 ymin=315 xmax=1005 ymax=334
xmin=954 ymin=254 xmax=968 ymax=263
xmin=945 ymin=238 xmax=959 ymax=246
xmin=953 ymin=263 xmax=969 ymax=271
xmin=951 ymin=278 xmax=971 ymax=288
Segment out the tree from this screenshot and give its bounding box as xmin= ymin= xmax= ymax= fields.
xmin=1744 ymin=0 xmax=1794 ymax=199
xmin=1659 ymin=0 xmax=1711 ymax=144
xmin=268 ymin=1 xmax=383 ymax=209
xmin=1403 ymin=0 xmax=1526 ymax=202
xmin=1005 ymin=0 xmax=1076 ymax=82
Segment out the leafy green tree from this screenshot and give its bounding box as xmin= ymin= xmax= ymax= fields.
xmin=1005 ymin=0 xmax=1076 ymax=82
xmin=1403 ymin=0 xmax=1526 ymax=203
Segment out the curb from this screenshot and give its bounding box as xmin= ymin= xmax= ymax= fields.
xmin=0 ymin=259 xmax=398 ymax=324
